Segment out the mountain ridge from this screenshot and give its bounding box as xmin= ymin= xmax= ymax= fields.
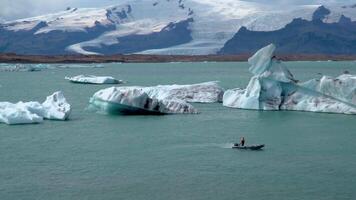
xmin=1 ymin=1 xmax=356 ymax=55
xmin=219 ymin=6 xmax=356 ymax=55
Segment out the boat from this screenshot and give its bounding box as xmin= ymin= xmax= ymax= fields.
xmin=232 ymin=144 xmax=265 ymax=150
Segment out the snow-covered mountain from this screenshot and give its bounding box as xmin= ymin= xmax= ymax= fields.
xmin=219 ymin=6 xmax=356 ymax=55
xmin=1 ymin=0 xmax=356 ymax=55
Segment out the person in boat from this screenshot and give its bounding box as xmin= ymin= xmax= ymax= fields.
xmin=240 ymin=137 xmax=245 ymax=147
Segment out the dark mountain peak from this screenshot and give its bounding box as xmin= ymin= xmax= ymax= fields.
xmin=285 ymin=18 xmax=308 ymax=28
xmin=339 ymin=15 xmax=352 ymax=24
xmin=219 ymin=9 xmax=356 ymax=55
xmin=238 ymin=26 xmax=248 ymax=32
xmin=312 ymin=6 xmax=331 ymax=21
xmin=32 ymin=21 xmax=48 ymax=32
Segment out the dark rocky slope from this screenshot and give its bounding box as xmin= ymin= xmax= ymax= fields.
xmin=219 ymin=6 xmax=356 ymax=55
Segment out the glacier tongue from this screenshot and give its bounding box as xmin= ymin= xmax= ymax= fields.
xmin=0 ymin=91 xmax=71 ymax=125
xmin=223 ymin=44 xmax=356 ymax=114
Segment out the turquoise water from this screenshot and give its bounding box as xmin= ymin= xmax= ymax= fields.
xmin=0 ymin=62 xmax=355 ymax=200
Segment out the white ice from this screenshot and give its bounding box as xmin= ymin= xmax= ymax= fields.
xmin=100 ymin=81 xmax=224 ymax=103
xmin=4 ymin=1 xmax=354 ymax=55
xmin=223 ymin=44 xmax=356 ymax=115
xmin=90 ymin=87 xmax=198 ymax=114
xmin=65 ymin=75 xmax=124 ymax=84
xmin=89 ymin=81 xmax=224 ymax=114
xmin=0 ymin=91 xmax=72 ymax=125
xmin=141 ymin=81 xmax=224 ymax=103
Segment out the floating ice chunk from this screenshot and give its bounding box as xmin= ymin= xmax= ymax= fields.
xmin=223 ymin=44 xmax=356 ymax=115
xmin=89 ymin=87 xmax=197 ymax=114
xmin=248 ymin=44 xmax=276 ymax=76
xmin=223 ymin=77 xmax=283 ymax=110
xmin=0 ymin=102 xmax=44 ymax=124
xmin=42 ymin=91 xmax=72 ymax=120
xmin=280 ymin=85 xmax=356 ymax=114
xmin=300 ymin=74 xmax=356 ymax=105
xmin=138 ymin=81 xmax=224 ymax=103
xmin=0 ymin=91 xmax=71 ymax=125
xmin=65 ymin=75 xmax=124 ymax=84
xmin=248 ymin=44 xmax=295 ymax=83
xmin=0 ymin=64 xmax=41 ymax=72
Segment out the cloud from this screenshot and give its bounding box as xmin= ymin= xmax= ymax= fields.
xmin=243 ymin=0 xmax=354 ymax=4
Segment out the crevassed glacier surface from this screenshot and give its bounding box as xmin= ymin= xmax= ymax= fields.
xmin=89 ymin=87 xmax=198 ymax=114
xmin=65 ymin=75 xmax=124 ymax=84
xmin=223 ymin=44 xmax=356 ymax=114
xmin=0 ymin=91 xmax=71 ymax=125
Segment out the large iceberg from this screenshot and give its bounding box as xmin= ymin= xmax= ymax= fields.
xmin=142 ymin=81 xmax=224 ymax=103
xmin=223 ymin=44 xmax=356 ymax=114
xmin=89 ymin=81 xmax=224 ymax=115
xmin=89 ymin=87 xmax=198 ymax=114
xmin=65 ymin=75 xmax=124 ymax=84
xmin=0 ymin=91 xmax=71 ymax=125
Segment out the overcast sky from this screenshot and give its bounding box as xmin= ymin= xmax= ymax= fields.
xmin=0 ymin=0 xmax=354 ymax=21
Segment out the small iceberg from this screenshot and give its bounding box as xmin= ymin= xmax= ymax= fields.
xmin=89 ymin=87 xmax=198 ymax=115
xmin=65 ymin=75 xmax=124 ymax=84
xmin=223 ymin=44 xmax=356 ymax=115
xmin=0 ymin=91 xmax=71 ymax=125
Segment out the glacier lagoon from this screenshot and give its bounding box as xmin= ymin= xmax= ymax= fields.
xmin=0 ymin=61 xmax=356 ymax=200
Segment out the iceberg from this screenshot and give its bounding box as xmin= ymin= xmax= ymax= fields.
xmin=0 ymin=91 xmax=71 ymax=125
xmin=141 ymin=81 xmax=225 ymax=103
xmin=0 ymin=64 xmax=42 ymax=72
xmin=223 ymin=44 xmax=356 ymax=115
xmin=300 ymin=74 xmax=356 ymax=105
xmin=65 ymin=75 xmax=124 ymax=84
xmin=88 ymin=81 xmax=223 ymax=115
xmin=89 ymin=87 xmax=198 ymax=114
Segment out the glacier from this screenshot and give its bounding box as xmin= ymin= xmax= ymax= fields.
xmin=2 ymin=1 xmax=356 ymax=55
xmin=89 ymin=87 xmax=198 ymax=114
xmin=0 ymin=91 xmax=72 ymax=125
xmin=223 ymin=44 xmax=356 ymax=115
xmin=65 ymin=75 xmax=124 ymax=84
xmin=0 ymin=0 xmax=329 ymax=55
xmin=89 ymin=81 xmax=224 ymax=114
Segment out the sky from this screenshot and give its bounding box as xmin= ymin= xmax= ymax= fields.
xmin=0 ymin=0 xmax=354 ymax=21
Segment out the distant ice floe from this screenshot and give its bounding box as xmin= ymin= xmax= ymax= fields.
xmin=89 ymin=81 xmax=224 ymax=115
xmin=223 ymin=44 xmax=356 ymax=115
xmin=0 ymin=91 xmax=71 ymax=125
xmin=65 ymin=75 xmax=124 ymax=84
xmin=0 ymin=63 xmax=104 ymax=72
xmin=0 ymin=64 xmax=42 ymax=72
